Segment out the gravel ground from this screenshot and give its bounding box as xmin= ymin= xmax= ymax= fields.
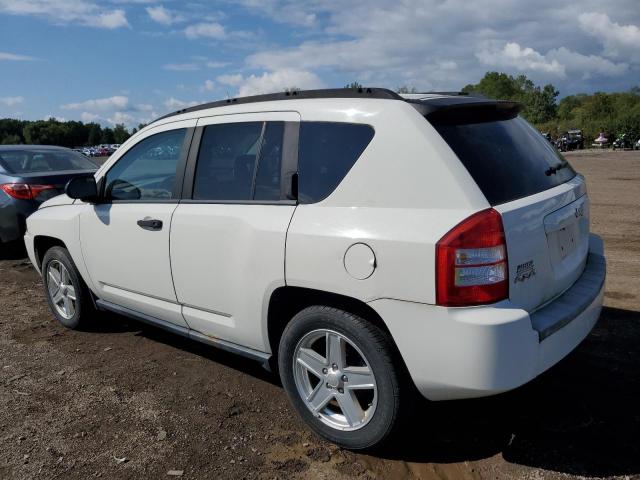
xmin=0 ymin=149 xmax=638 ymax=479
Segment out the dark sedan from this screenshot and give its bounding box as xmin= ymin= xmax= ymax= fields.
xmin=0 ymin=145 xmax=98 ymax=249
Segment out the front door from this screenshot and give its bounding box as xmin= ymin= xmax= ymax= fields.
xmin=80 ymin=121 xmax=195 ymax=326
xmin=170 ymin=112 xmax=299 ymax=351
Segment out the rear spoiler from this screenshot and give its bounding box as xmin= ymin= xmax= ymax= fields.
xmin=407 ymin=97 xmax=521 ymax=124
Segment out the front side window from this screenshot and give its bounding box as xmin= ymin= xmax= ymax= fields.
xmin=104 ymin=129 xmax=186 ymax=201
xmin=193 ymin=121 xmax=284 ymax=201
xmin=297 ymin=122 xmax=374 ymax=203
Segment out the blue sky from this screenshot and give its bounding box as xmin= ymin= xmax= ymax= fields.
xmin=1 ymin=0 xmax=639 ymax=128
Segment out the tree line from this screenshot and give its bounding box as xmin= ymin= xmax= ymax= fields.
xmin=461 ymin=72 xmax=640 ymax=143
xmin=0 ymin=118 xmax=147 ymax=147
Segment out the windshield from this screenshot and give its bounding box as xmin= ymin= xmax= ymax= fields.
xmin=430 ymin=115 xmax=576 ymax=205
xmin=0 ymin=149 xmax=98 ymax=174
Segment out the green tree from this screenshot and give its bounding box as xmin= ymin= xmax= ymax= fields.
xmin=113 ymin=124 xmax=130 ymax=144
xmin=1 ymin=133 xmax=21 ymax=144
xmin=0 ymin=119 xmax=26 ymax=144
xmin=462 ymin=71 xmax=519 ymax=100
xmin=462 ymin=71 xmax=558 ymax=123
xmin=87 ymin=123 xmax=102 ymax=145
xmin=100 ymin=127 xmax=115 ymax=144
xmin=345 ymin=81 xmax=363 ymax=89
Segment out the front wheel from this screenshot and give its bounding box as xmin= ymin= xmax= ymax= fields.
xmin=278 ymin=306 xmax=404 ymax=450
xmin=42 ymin=246 xmax=96 ymax=329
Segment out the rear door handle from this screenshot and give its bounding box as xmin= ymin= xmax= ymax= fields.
xmin=137 ymin=218 xmax=163 ymax=231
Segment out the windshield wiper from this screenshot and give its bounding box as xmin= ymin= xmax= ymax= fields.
xmin=545 ymin=161 xmax=569 ymax=176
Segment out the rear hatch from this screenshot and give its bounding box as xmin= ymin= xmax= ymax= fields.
xmin=424 ymin=99 xmax=589 ymax=312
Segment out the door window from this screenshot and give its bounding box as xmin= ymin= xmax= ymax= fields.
xmin=104 ymin=129 xmax=187 ymax=201
xmin=193 ymin=121 xmax=284 ymax=201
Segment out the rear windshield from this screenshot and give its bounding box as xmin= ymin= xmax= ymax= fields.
xmin=0 ymin=149 xmax=97 ymax=174
xmin=430 ymin=115 xmax=576 ymax=205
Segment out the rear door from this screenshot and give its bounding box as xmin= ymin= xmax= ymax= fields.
xmin=80 ymin=120 xmax=195 ymax=326
xmin=170 ymin=112 xmax=299 ymax=351
xmin=429 ymin=110 xmax=589 ymax=311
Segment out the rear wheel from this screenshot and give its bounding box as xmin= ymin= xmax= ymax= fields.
xmin=42 ymin=246 xmax=96 ymax=329
xmin=278 ymin=306 xmax=403 ymax=450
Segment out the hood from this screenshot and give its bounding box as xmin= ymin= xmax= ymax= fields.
xmin=39 ymin=193 xmax=76 ymax=209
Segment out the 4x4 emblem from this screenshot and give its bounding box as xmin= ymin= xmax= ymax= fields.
xmin=514 ymin=260 xmax=536 ymax=283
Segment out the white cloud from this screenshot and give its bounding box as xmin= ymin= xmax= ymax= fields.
xmin=203 ymin=80 xmax=215 ymax=91
xmin=546 ymin=47 xmax=628 ymax=77
xmin=61 ymin=95 xmax=129 ymax=110
xmin=241 ymin=0 xmax=640 ymax=92
xmin=146 ymin=5 xmax=182 ymax=26
xmin=0 ymin=0 xmax=129 ymax=29
xmin=184 ymin=22 xmax=226 ymax=39
xmin=579 ymin=12 xmax=640 ymax=60
xmin=134 ymin=104 xmax=155 ymax=112
xmin=0 ymin=96 xmax=24 ymax=106
xmin=108 ymin=111 xmax=134 ymax=125
xmin=93 ymin=9 xmax=128 ymax=28
xmin=235 ymin=0 xmax=317 ymax=27
xmin=231 ymin=69 xmax=325 ymax=97
xmin=206 ymin=61 xmax=228 ymax=69
xmin=217 ymin=73 xmax=244 ymax=86
xmin=80 ymin=111 xmax=101 ymax=122
xmin=164 ymin=97 xmax=200 ymax=110
xmin=476 ymin=42 xmax=566 ymax=76
xmin=0 ymin=51 xmax=36 ymax=61
xmin=163 ymin=63 xmax=200 ymax=71
xmin=476 ymin=42 xmax=629 ymax=79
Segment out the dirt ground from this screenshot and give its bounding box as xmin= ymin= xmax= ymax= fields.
xmin=1 ymin=150 xmax=638 ymax=479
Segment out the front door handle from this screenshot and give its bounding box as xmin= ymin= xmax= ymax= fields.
xmin=137 ymin=218 xmax=163 ymax=231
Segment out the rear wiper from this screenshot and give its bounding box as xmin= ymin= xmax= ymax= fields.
xmin=545 ymin=161 xmax=569 ymax=176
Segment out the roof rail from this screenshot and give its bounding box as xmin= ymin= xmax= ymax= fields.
xmin=152 ymin=87 xmax=403 ymax=124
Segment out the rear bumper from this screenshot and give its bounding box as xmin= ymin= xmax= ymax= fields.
xmin=369 ymin=234 xmax=605 ymax=401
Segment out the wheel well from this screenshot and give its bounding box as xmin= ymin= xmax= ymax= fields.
xmin=33 ymin=236 xmax=67 ymax=269
xmin=267 ymin=286 xmax=395 ymax=357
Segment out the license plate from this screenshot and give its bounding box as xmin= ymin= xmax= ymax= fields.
xmin=556 ymin=224 xmax=577 ymax=260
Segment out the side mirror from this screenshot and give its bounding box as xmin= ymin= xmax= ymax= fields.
xmin=65 ymin=175 xmax=99 ymax=202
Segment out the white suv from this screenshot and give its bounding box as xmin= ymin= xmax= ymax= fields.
xmin=24 ymin=88 xmax=606 ymax=449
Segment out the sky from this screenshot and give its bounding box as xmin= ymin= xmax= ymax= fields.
xmin=0 ymin=0 xmax=639 ymax=128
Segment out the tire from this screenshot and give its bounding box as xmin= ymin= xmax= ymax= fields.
xmin=278 ymin=306 xmax=403 ymax=450
xmin=42 ymin=246 xmax=96 ymax=329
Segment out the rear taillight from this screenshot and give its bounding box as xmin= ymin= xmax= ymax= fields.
xmin=436 ymin=208 xmax=508 ymax=306
xmin=0 ymin=183 xmax=56 ymax=200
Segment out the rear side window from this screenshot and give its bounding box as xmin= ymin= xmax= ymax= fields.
xmin=0 ymin=149 xmax=97 ymax=174
xmin=431 ymin=115 xmax=576 ymax=205
xmin=298 ymin=122 xmax=374 ymax=203
xmin=193 ymin=121 xmax=284 ymax=201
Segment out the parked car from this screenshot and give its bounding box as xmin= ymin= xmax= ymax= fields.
xmin=556 ymin=129 xmax=584 ymax=151
xmin=0 ymin=145 xmax=98 ymax=249
xmin=635 ymin=138 xmax=640 ymax=150
xmin=24 ymin=89 xmax=606 ymax=449
xmin=612 ymin=133 xmax=632 ymax=150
